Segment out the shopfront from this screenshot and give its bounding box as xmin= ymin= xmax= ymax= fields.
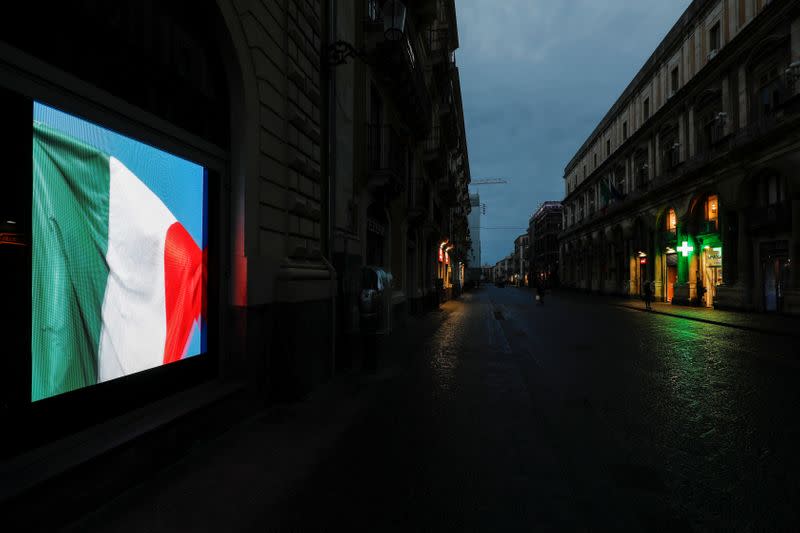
xmin=699 ymin=245 xmax=723 ymax=308
xmin=696 ymin=195 xmax=722 ymax=308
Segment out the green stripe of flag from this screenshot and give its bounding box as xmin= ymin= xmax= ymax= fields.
xmin=32 ymin=122 xmax=111 ymax=401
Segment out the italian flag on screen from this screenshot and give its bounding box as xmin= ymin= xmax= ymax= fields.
xmin=32 ymin=122 xmax=206 ymax=402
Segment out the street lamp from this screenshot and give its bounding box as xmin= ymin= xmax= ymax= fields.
xmin=785 ymin=61 xmax=800 ymax=90
xmin=381 ymin=0 xmax=407 ymax=41
xmin=327 ymin=0 xmax=407 ymax=66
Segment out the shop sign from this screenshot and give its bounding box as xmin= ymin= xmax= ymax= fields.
xmin=707 ymin=248 xmax=722 ymax=267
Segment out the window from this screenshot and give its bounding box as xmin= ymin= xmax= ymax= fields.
xmin=709 ymin=22 xmax=721 ymax=53
xmin=594 ymin=153 xmax=598 ymax=167
xmin=615 ymin=166 xmax=626 ymax=192
xmin=583 ymin=165 xmax=586 ymax=178
xmin=606 ymin=139 xmax=611 ymax=156
xmin=622 ymin=121 xmax=628 ymax=140
xmin=367 ymin=0 xmax=379 ymax=22
xmin=762 ymin=174 xmax=786 ymax=205
xmin=667 ymin=208 xmax=677 ymax=232
xmin=671 ymin=66 xmax=679 ymax=94
xmin=756 ymin=66 xmax=785 ymax=117
xmin=643 ymin=98 xmax=650 ymax=121
xmin=706 ymin=195 xmax=719 ymax=222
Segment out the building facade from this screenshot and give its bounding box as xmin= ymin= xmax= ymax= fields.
xmin=529 ymin=201 xmax=563 ymax=285
xmin=0 ymin=0 xmax=471 ymax=525
xmin=494 ymin=254 xmax=513 ymax=282
xmin=513 ymin=233 xmax=529 ymax=285
xmin=331 ymin=0 xmax=471 ymax=336
xmin=560 ymin=0 xmax=800 ymax=313
xmin=465 ymin=192 xmax=482 ymax=282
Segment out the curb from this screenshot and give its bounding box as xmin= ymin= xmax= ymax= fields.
xmin=613 ymin=302 xmax=800 ymax=339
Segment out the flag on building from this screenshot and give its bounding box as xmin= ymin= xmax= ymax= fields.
xmin=599 ymin=177 xmax=612 ymax=205
xmin=32 ymin=120 xmax=206 ymax=401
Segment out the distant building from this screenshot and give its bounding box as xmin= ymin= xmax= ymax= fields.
xmin=513 ymin=233 xmax=529 ymax=285
xmin=529 ymin=202 xmax=563 ymax=285
xmin=494 ymin=254 xmax=513 ymax=282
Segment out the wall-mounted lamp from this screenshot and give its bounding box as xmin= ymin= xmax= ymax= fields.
xmin=785 ymin=61 xmax=800 ymax=89
xmin=381 ymin=0 xmax=407 ymax=42
xmin=327 ymin=0 xmax=407 ymax=67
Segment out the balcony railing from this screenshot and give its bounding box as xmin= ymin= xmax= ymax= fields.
xmin=710 ymin=119 xmax=725 ymax=144
xmin=367 ymin=124 xmax=406 ymax=193
xmin=698 ymin=219 xmax=719 ymax=234
xmin=424 ymin=125 xmax=442 ymax=158
xmin=660 ymin=229 xmax=677 ymax=245
xmin=364 ymin=4 xmax=432 ymax=135
xmin=426 ymin=27 xmax=449 ymax=64
xmin=663 ymin=145 xmax=680 ymax=171
xmin=635 ymin=168 xmax=649 ymax=191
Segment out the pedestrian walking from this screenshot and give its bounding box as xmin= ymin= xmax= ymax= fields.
xmin=643 ymin=279 xmax=653 ymax=310
xmin=536 ymin=280 xmax=545 ymax=305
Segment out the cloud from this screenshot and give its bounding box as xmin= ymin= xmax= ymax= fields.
xmin=455 ymin=0 xmax=692 ymax=265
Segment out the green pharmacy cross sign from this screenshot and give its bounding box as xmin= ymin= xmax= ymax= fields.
xmin=677 ymin=241 xmax=694 ymax=257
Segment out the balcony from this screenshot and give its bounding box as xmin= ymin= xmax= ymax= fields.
xmin=660 ymin=229 xmax=677 ymax=245
xmin=710 ymin=119 xmax=726 ymax=145
xmin=423 ymin=125 xmax=444 ymax=159
xmin=364 ymin=4 xmax=432 ymax=135
xmin=634 ymin=170 xmax=649 ymax=192
xmin=407 ymin=178 xmax=429 ymax=223
xmin=698 ymin=219 xmax=719 ymax=235
xmin=426 ymin=27 xmax=449 ymax=65
xmin=750 ymin=202 xmax=792 ymax=230
xmin=663 ymin=145 xmax=680 ymax=171
xmin=436 ymin=171 xmax=458 ymax=206
xmin=367 ymin=124 xmax=406 ymax=195
xmin=433 ymin=54 xmax=455 ymax=87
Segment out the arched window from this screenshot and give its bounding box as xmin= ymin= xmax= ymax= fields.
xmin=667 ymin=208 xmax=677 ymax=233
xmin=705 ymin=195 xmax=719 ymax=230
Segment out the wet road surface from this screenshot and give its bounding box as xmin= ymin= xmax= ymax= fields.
xmin=265 ymin=286 xmax=800 ymax=531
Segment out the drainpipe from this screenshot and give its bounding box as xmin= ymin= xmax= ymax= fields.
xmin=321 ymin=0 xmax=337 ymax=373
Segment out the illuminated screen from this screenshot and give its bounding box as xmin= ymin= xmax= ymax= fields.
xmin=32 ymin=102 xmax=208 ymax=401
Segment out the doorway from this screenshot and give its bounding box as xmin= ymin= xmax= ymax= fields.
xmin=760 ymin=241 xmax=790 ymax=312
xmin=666 ymin=252 xmax=677 ymax=302
xmin=700 ymin=247 xmax=722 ymax=308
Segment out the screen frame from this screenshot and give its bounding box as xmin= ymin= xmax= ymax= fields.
xmin=0 ymin=49 xmax=227 ymax=458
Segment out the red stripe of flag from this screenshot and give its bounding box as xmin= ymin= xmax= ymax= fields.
xmin=163 ymin=222 xmax=206 ymax=364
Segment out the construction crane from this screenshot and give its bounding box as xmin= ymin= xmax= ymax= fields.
xmin=470 ymin=178 xmax=508 ymax=185
xmin=469 ymin=178 xmax=508 ymax=214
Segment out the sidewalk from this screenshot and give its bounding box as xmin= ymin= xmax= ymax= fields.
xmin=60 ymin=307 xmax=450 ymax=533
xmin=612 ymin=296 xmax=800 ymax=338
